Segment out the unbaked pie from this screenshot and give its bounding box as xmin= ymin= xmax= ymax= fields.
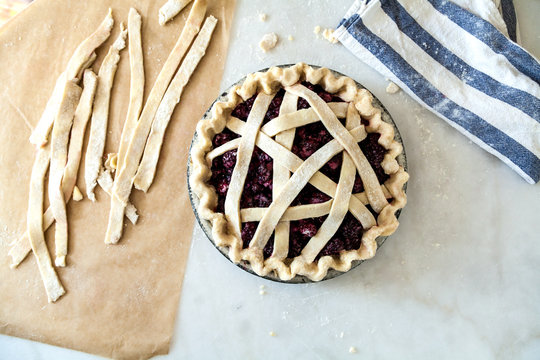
xmin=190 ymin=63 xmax=409 ymax=281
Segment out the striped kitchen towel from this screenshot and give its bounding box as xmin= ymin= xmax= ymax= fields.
xmin=334 ymin=0 xmax=540 ymax=184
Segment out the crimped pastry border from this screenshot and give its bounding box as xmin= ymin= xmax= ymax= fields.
xmin=190 ymin=63 xmax=409 ymax=281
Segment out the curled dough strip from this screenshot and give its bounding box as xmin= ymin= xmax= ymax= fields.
xmin=9 ymin=71 xmax=98 ymax=267
xmin=134 ymin=15 xmax=218 ymax=192
xmin=29 ymin=10 xmax=114 ymax=147
xmin=106 ymin=0 xmax=207 ymax=244
xmin=117 ymin=8 xmax=145 ymax=174
xmin=48 ymin=81 xmax=82 ymax=267
xmin=27 ymin=145 xmax=65 ymax=303
xmin=85 ymin=23 xmax=127 ymax=201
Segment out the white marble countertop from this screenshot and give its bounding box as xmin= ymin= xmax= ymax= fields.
xmin=2 ymin=0 xmax=539 ymax=359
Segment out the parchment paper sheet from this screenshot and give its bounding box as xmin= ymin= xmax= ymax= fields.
xmin=0 ymin=0 xmax=235 ymax=358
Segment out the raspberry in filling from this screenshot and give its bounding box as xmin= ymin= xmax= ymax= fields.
xmin=209 ymin=83 xmax=388 ymax=259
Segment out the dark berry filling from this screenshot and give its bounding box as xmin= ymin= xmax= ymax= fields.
xmin=209 ymin=83 xmax=388 ymax=259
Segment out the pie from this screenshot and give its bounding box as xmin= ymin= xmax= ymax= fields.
xmin=190 ymin=63 xmax=409 ymax=281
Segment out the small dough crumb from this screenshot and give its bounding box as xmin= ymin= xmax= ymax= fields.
xmin=259 ymin=13 xmax=267 ymax=22
xmin=314 ymin=25 xmax=321 ymax=34
xmin=386 ymin=81 xmax=401 ymax=94
xmin=105 ymin=153 xmax=118 ymax=172
xmin=259 ymin=284 xmax=265 ymax=289
xmin=288 ymin=35 xmax=294 ymax=41
xmin=349 ymin=346 xmax=357 ymax=354
xmin=259 ymin=33 xmax=278 ymax=53
xmin=259 ymin=290 xmax=266 ymax=295
xmin=72 ymin=186 xmax=83 ymax=201
xmin=339 ymin=331 xmax=345 ymax=338
xmin=322 ymin=28 xmax=338 ymax=44
xmin=269 ymin=331 xmax=276 ymax=337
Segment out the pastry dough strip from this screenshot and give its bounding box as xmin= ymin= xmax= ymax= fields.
xmin=29 ymin=10 xmax=114 ymax=147
xmin=241 ymin=201 xmax=333 ymax=223
xmin=240 ymin=187 xmax=391 ymax=223
xmin=134 ymin=15 xmax=218 ymax=192
xmin=226 ymin=117 xmax=376 ymax=228
xmin=116 ymin=8 xmax=145 ymax=173
xmin=286 ymin=84 xmax=388 ymax=213
xmin=48 ymin=80 xmax=82 ymax=267
xmin=272 ymin=92 xmax=298 ymax=259
xmin=159 ymin=0 xmax=193 ymax=26
xmin=299 ymin=103 xmax=361 ymax=263
xmin=85 ymin=23 xmax=127 ymax=201
xmin=106 ymin=0 xmax=207 ymax=244
xmin=9 ymin=71 xmax=98 ymax=268
xmin=224 ymin=93 xmax=274 ymax=238
xmin=206 ymin=137 xmax=241 ymax=161
xmin=27 ymin=145 xmax=65 ymax=303
xmin=260 ymin=102 xmax=348 ymax=137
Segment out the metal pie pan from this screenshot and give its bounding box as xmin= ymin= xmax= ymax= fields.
xmin=187 ymin=64 xmax=407 ymax=284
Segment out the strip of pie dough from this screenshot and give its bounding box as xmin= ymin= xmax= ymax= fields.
xmin=272 ymin=91 xmax=298 ymax=259
xmin=9 ymin=70 xmax=98 ymax=268
xmin=298 ymin=103 xmax=361 ymax=263
xmin=224 ymin=93 xmax=274 ymax=238
xmin=106 ymin=0 xmax=207 ymax=245
xmin=240 ymin=186 xmax=392 ymax=223
xmin=226 ymin=116 xmax=376 ymax=228
xmin=117 ymin=8 xmax=145 ymax=174
xmin=249 ymin=132 xmax=359 ymax=250
xmin=241 ymin=200 xmax=333 ymax=223
xmin=48 ymin=80 xmax=82 ymax=267
xmin=29 ymin=10 xmax=114 ymax=147
xmin=260 ymin=102 xmax=348 ymax=137
xmin=85 ymin=23 xmax=127 ymax=201
xmin=206 ymin=138 xmax=241 ymax=161
xmin=159 ymin=0 xmax=193 ymax=26
xmin=134 ymin=15 xmax=218 ymax=192
xmin=27 ymin=144 xmax=65 ymax=303
xmin=286 ymin=84 xmax=388 ymax=213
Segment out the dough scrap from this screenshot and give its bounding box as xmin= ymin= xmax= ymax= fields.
xmin=72 ymin=186 xmax=83 ymax=201
xmin=29 ymin=10 xmax=114 ymax=147
xmin=48 ymin=80 xmax=82 ymax=267
xmin=85 ymin=23 xmax=127 ymax=201
xmin=117 ymin=8 xmax=145 ymax=173
xmin=159 ymin=0 xmax=193 ymax=26
xmin=259 ymin=33 xmax=278 ymax=53
xmin=106 ymin=0 xmax=207 ymax=245
xmin=386 ymin=81 xmax=400 ymax=94
xmin=322 ymin=28 xmax=338 ymax=44
xmin=134 ymin=15 xmax=218 ymax=192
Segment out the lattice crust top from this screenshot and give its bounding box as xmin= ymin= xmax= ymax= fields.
xmin=190 ymin=63 xmax=409 ymax=281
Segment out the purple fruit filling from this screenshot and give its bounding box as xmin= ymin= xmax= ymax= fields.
xmin=209 ymin=83 xmax=389 ymax=259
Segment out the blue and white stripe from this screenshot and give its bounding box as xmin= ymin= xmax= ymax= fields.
xmin=334 ymin=0 xmax=540 ymax=184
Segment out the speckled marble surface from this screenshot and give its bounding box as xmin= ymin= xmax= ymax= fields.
xmin=1 ymin=0 xmax=539 ymax=359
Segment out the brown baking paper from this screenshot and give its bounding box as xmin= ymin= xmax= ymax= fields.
xmin=0 ymin=0 xmax=235 ymax=358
